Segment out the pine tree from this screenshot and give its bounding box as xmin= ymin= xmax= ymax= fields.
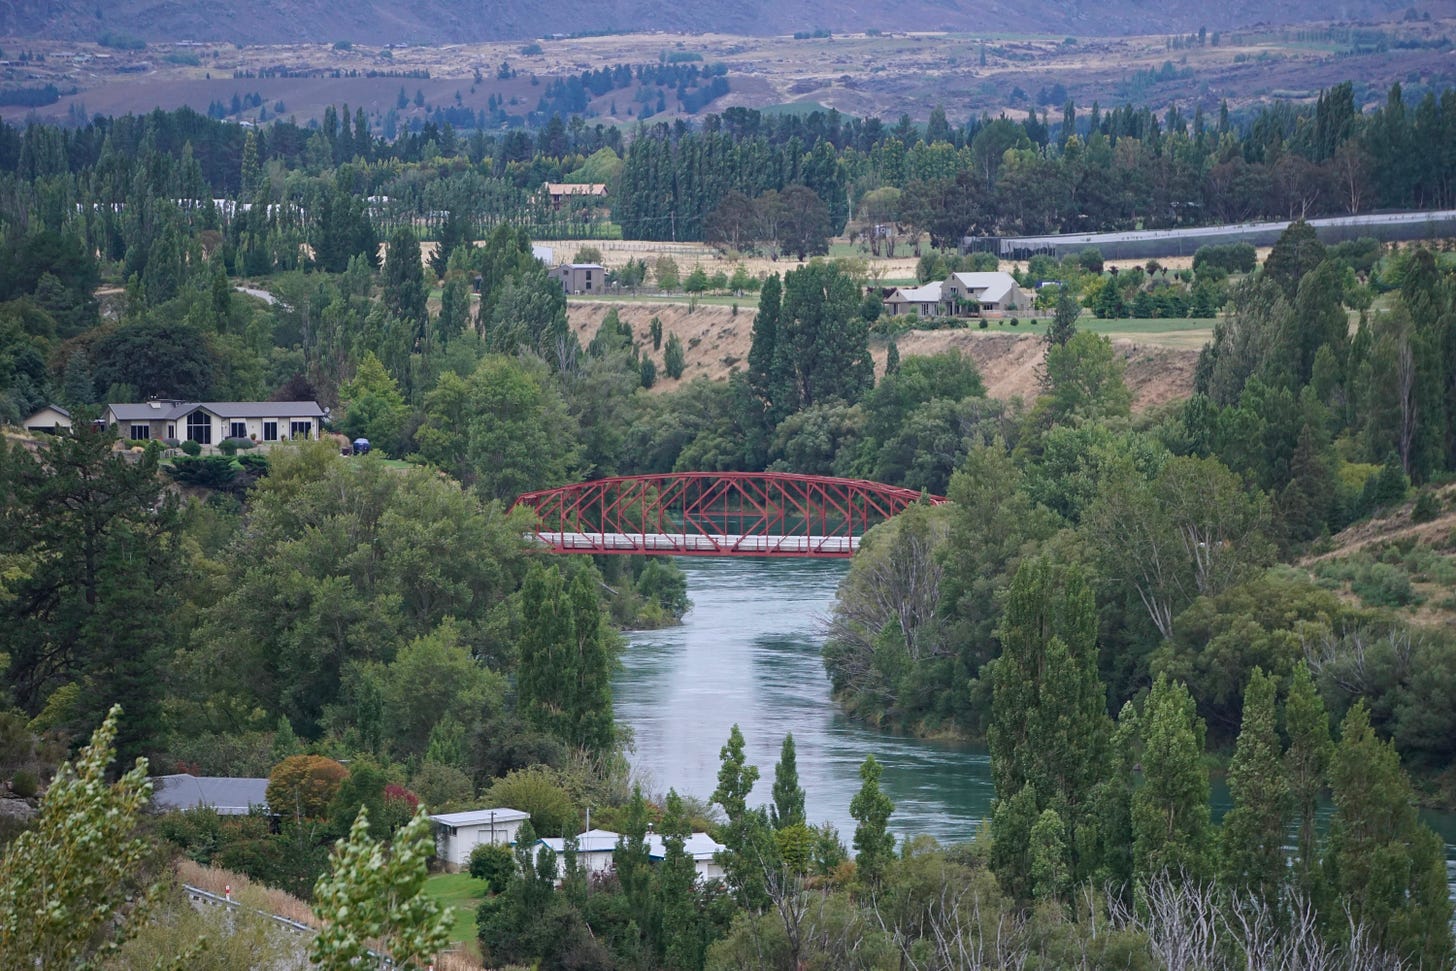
xmin=884 ymin=339 xmax=900 ymax=376
xmin=849 ymin=754 xmax=895 ymax=888
xmin=1131 ymin=675 xmax=1212 ymax=882
xmin=1324 ymin=702 xmax=1453 ymax=968
xmin=770 ymin=732 xmax=806 ymax=830
xmin=1219 ymin=667 xmax=1290 ymax=910
xmin=1284 ymin=660 xmax=1331 ymax=897
xmin=711 ymin=724 xmax=772 ymax=907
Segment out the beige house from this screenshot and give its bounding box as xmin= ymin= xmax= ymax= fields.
xmin=21 ymin=404 xmax=74 ymax=433
xmin=549 ymin=263 xmax=606 ymax=295
xmin=941 ymin=271 xmax=1029 ymax=315
xmin=102 ymin=400 xmax=326 ymax=446
xmin=543 ymin=182 xmax=608 ymax=210
xmin=883 ymin=281 xmax=943 ymax=317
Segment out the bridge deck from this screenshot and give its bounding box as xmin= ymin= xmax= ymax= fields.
xmin=535 ymin=531 xmax=859 ymax=557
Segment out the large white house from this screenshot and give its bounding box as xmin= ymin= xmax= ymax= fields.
xmin=537 ymin=828 xmax=623 ymax=880
xmin=102 ymin=400 xmax=327 ymax=446
xmin=430 ymin=807 xmax=532 ymax=869
xmin=647 ymin=832 xmax=728 ymax=882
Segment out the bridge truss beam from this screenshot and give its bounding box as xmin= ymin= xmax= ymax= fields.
xmin=513 ymin=472 xmax=944 ymax=558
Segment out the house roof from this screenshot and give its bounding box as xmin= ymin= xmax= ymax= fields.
xmin=947 ymin=272 xmax=1019 ymax=305
xmin=150 ymin=774 xmax=269 ymax=815
xmin=107 ymin=400 xmax=326 ymax=422
xmin=887 ymin=281 xmax=942 ymax=304
xmin=429 ymin=807 xmax=531 ymax=828
xmin=544 ymin=182 xmax=607 ymax=196
xmin=647 ymin=832 xmax=726 ymax=861
xmin=539 ymin=828 xmax=621 ymax=854
xmin=553 ymin=263 xmax=605 ymax=271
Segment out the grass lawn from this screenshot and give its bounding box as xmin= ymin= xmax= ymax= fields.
xmin=425 ymin=872 xmax=487 ymax=947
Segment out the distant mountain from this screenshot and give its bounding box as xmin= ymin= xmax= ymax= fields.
xmin=7 ymin=0 xmax=1446 ymax=45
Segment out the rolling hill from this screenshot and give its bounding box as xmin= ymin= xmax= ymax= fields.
xmin=7 ymin=0 xmax=1447 ymax=45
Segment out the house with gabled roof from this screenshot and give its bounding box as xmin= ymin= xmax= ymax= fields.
xmin=941 ymin=271 xmax=1028 ymax=315
xmin=429 ymin=807 xmax=532 ymax=869
xmin=883 ymin=281 xmax=943 ymax=317
xmin=102 ymin=400 xmax=327 ymax=447
xmin=549 ymin=263 xmax=606 ymax=295
xmin=21 ymin=404 xmax=74 ymax=433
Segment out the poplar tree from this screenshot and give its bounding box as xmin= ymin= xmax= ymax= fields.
xmin=711 ymin=723 xmax=771 ymax=908
xmin=0 ymin=705 xmax=159 ymax=965
xmin=516 ymin=564 xmax=615 ymax=758
xmin=770 ymin=732 xmax=806 ymax=830
xmin=658 ymin=789 xmax=706 ymax=970
xmin=1284 ymin=660 xmax=1331 ymax=897
xmin=988 ymin=557 xmax=1112 ymax=895
xmin=1131 ymin=675 xmax=1212 ymax=882
xmin=311 ymin=807 xmax=450 ymax=971
xmin=1219 ymin=667 xmax=1290 ymax=909
xmin=849 ymin=754 xmax=895 ymax=888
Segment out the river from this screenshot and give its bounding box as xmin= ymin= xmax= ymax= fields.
xmin=615 ymin=557 xmax=1456 ymax=888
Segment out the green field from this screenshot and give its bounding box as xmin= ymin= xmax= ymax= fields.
xmin=425 ymin=872 xmax=487 ymax=946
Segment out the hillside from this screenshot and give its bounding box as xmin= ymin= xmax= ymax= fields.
xmin=5 ymin=0 xmax=1444 ymax=45
xmin=566 ymin=302 xmax=1200 ymax=410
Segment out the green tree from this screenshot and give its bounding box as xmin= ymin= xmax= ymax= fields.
xmin=770 ymin=732 xmax=806 ymax=830
xmin=435 ymin=276 xmax=472 ymax=348
xmin=711 ymin=723 xmax=772 ymax=908
xmin=1038 ymin=329 xmax=1131 ymax=421
xmin=658 ymin=788 xmax=707 ymax=970
xmin=338 ymin=351 xmax=409 ymax=454
xmin=0 ymin=705 xmax=159 ymax=967
xmin=988 ymin=557 xmax=1112 ymax=898
xmin=664 ymin=332 xmax=686 ymax=379
xmin=1219 ymin=667 xmax=1290 ymax=910
xmin=1323 ymin=702 xmax=1453 ymax=968
xmin=1284 ymin=660 xmax=1332 ymax=897
xmin=1045 ymin=284 xmax=1081 ymax=347
xmin=415 ymin=354 xmax=578 ymax=501
xmin=1131 ymin=676 xmax=1212 ymax=882
xmin=516 ymin=563 xmax=617 ymax=758
xmin=0 ymin=428 xmax=181 ymax=762
xmin=1029 ymin=808 xmax=1070 ymax=903
xmin=311 ymin=807 xmax=450 ymax=970
xmin=382 ymin=227 xmax=428 ymax=359
xmin=775 ymin=261 xmax=875 ymax=413
xmin=849 ymin=753 xmax=895 ymax=888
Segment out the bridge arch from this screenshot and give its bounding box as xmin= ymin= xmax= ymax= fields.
xmin=513 ymin=472 xmax=945 ymax=558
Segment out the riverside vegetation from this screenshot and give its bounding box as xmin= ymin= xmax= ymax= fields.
xmin=1 ymin=81 xmax=1456 ymax=968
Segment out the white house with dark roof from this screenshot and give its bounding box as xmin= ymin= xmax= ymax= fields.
xmin=149 ymin=774 xmax=270 ymax=816
xmin=430 ymin=807 xmax=532 ymax=869
xmin=102 ymin=400 xmax=327 ymax=446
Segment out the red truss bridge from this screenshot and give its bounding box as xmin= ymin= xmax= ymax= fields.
xmin=512 ymin=472 xmax=945 ymax=558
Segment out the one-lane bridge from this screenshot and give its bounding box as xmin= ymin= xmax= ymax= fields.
xmin=512 ymin=472 xmax=945 ymax=558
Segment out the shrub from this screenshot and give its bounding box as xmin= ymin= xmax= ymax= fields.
xmin=483 ymin=765 xmax=578 ymax=837
xmin=10 ymin=769 xmax=38 ymax=798
xmin=180 ymin=440 xmax=202 ymax=456
xmin=1412 ymin=489 xmax=1441 ymax=523
xmin=978 ymin=319 xmax=988 ymax=329
xmin=167 ymin=455 xmax=241 ymax=489
xmin=266 ymin=755 xmax=349 ymax=820
xmin=468 ymin=843 xmax=516 ymax=893
xmin=236 ymin=453 xmax=269 ymax=475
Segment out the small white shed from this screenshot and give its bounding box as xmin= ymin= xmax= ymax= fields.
xmin=430 ymin=807 xmax=531 ymax=869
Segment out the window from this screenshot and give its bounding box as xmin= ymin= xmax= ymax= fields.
xmin=129 ymin=424 xmax=150 ymax=441
xmin=262 ymin=421 xmax=278 ymax=442
xmin=290 ymin=420 xmax=312 ymax=440
xmin=229 ymin=421 xmax=247 ymax=439
xmin=185 ymin=412 xmax=212 ymax=445
xmin=167 ymin=424 xmax=175 ymax=439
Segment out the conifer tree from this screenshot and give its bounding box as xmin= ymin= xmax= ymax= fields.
xmin=711 ymin=724 xmax=772 ymax=908
xmin=770 ymin=732 xmax=806 ymax=830
xmin=1219 ymin=667 xmax=1290 ymax=909
xmin=1029 ymin=808 xmax=1070 ymax=902
xmin=1131 ymin=675 xmax=1212 ymax=882
xmin=849 ymin=754 xmax=895 ymax=888
xmin=1324 ymin=702 xmax=1453 ymax=968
